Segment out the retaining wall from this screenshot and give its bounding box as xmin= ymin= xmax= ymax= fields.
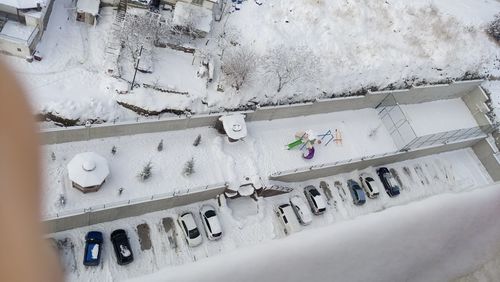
xmin=472 ymin=137 xmax=500 ymax=182
xmin=41 ymin=80 xmax=484 ymax=145
xmin=44 ymin=183 xmax=227 ymax=233
xmin=269 ymin=138 xmax=483 ymax=182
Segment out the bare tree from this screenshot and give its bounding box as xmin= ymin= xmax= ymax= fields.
xmin=487 ymin=14 xmax=500 ymax=43
xmin=263 ymin=45 xmax=320 ymax=93
xmin=222 ymin=46 xmax=258 ymax=90
xmin=119 ymin=12 xmax=171 ymax=60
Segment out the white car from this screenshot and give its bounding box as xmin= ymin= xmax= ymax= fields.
xmin=275 ymin=204 xmax=302 ymax=235
xmin=200 ymin=205 xmax=223 ymax=240
xmin=359 ymin=175 xmax=380 ymax=199
xmin=304 ymin=185 xmax=327 ymax=215
xmin=289 ymin=196 xmax=313 ymax=225
xmin=178 ymin=212 xmax=202 ymax=247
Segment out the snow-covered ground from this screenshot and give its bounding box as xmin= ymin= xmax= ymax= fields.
xmin=48 ymin=148 xmax=493 ymax=281
xmin=3 ymin=0 xmax=500 ymax=125
xmin=42 ymin=108 xmax=396 ymax=217
xmin=400 ymin=98 xmax=479 ymax=136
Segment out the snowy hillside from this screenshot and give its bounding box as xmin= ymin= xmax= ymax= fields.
xmin=2 ymin=0 xmax=500 ymax=125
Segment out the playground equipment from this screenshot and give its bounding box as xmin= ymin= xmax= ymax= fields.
xmin=286 ymin=129 xmax=342 ymax=159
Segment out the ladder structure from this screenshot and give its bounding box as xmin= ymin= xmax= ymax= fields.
xmin=104 ymin=0 xmax=128 ymax=77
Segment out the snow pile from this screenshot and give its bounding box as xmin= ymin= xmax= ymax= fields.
xmin=401 ymin=98 xmax=479 ymax=136
xmin=131 ymin=182 xmax=500 ymax=282
xmin=90 ymin=244 xmax=99 ymax=259
xmin=76 ymin=0 xmax=100 ymax=16
xmin=172 ymin=2 xmax=212 ymax=34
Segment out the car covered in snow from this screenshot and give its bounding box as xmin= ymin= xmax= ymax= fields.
xmin=347 ymin=179 xmax=366 ymax=205
xmin=83 ymin=231 xmax=103 ymax=266
xmin=178 ymin=212 xmax=202 ymax=247
xmin=377 ymin=167 xmax=401 ymax=197
xmin=110 ymin=229 xmax=134 ymax=265
xmin=304 ymin=185 xmax=327 ymax=215
xmin=275 ymin=203 xmax=302 ymax=235
xmin=289 ymin=196 xmax=313 ymax=225
xmin=359 ymin=175 xmax=380 ymax=199
xmin=200 ymin=205 xmax=223 ymax=240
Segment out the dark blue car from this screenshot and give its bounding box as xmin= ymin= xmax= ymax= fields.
xmin=347 ymin=179 xmax=366 ymax=205
xmin=83 ymin=231 xmax=103 ymax=266
xmin=377 ymin=167 xmax=401 ymax=197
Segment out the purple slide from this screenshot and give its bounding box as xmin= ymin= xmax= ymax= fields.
xmin=303 ymin=147 xmax=315 ymax=159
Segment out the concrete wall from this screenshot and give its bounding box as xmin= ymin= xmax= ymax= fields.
xmin=0 ymin=36 xmax=31 ymax=57
xmin=472 ymin=137 xmax=500 ymax=182
xmin=40 ymin=81 xmax=486 ymax=145
xmin=44 ymin=184 xmax=227 ymax=233
xmin=270 ymin=138 xmax=483 ymax=182
xmin=462 ymin=86 xmax=494 ymax=127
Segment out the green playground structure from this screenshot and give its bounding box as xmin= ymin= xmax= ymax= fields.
xmin=286 ymin=139 xmax=304 ymax=150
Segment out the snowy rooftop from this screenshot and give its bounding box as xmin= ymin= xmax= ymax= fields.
xmin=0 ymin=20 xmax=36 ymax=42
xmin=76 ymin=0 xmax=100 ymax=16
xmin=67 ymin=152 xmax=109 ymax=187
xmin=172 ymin=2 xmax=212 ymax=34
xmin=0 ymin=0 xmax=41 ymax=9
xmin=400 ymin=98 xmax=479 ymax=137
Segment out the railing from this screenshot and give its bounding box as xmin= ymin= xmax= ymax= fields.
xmin=43 ymin=181 xmax=227 ymax=220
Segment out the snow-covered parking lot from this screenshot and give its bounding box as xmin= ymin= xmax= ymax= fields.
xmin=48 ymin=148 xmax=493 ymax=281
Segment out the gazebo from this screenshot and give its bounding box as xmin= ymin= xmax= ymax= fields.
xmin=67 ymin=152 xmax=109 ymax=193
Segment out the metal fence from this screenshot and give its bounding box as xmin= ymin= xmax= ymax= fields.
xmin=43 ymin=182 xmax=227 ymax=221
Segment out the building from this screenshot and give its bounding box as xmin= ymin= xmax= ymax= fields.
xmin=76 ymin=0 xmax=100 ymax=25
xmin=0 ymin=0 xmax=54 ymax=58
xmin=67 ymin=152 xmax=110 ymax=193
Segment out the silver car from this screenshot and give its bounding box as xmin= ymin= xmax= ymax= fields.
xmin=304 ymin=185 xmax=327 ymax=215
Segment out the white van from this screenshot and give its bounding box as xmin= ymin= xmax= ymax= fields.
xmin=275 ymin=204 xmax=302 ymax=235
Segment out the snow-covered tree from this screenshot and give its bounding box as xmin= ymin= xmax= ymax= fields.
xmin=263 ymin=45 xmax=320 ymax=93
xmin=172 ymin=6 xmax=202 ymax=38
xmin=183 ymin=158 xmax=195 ymax=176
xmin=222 ymin=46 xmax=258 ymax=90
xmin=51 ymin=152 xmax=56 ymax=161
xmin=487 ymin=14 xmax=500 ymax=43
xmin=111 ymin=145 xmax=117 ymax=155
xmin=138 ymin=161 xmax=153 ymax=181
xmin=119 ymin=12 xmax=170 ymax=60
xmin=193 ymin=134 xmax=202 ymax=146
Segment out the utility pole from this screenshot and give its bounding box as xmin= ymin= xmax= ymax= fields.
xmin=131 ymin=45 xmax=143 ymax=90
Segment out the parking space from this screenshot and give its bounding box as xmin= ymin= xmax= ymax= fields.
xmin=49 ymin=148 xmax=492 ymax=281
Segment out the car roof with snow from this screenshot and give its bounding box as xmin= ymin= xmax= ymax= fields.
xmin=181 ymin=213 xmax=197 ymax=229
xmin=290 ymin=196 xmax=313 ymax=222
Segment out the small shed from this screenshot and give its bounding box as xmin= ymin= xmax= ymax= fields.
xmin=76 ymin=0 xmax=100 ymax=25
xmin=67 ymin=152 xmax=109 ymax=193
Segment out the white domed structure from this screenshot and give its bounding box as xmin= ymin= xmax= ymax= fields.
xmin=67 ymin=152 xmax=109 ymax=193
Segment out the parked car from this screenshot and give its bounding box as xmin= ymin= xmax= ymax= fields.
xmin=275 ymin=204 xmax=302 ymax=235
xmin=359 ymin=175 xmax=380 ymax=199
xmin=347 ymin=179 xmax=366 ymax=205
xmin=289 ymin=196 xmax=313 ymax=225
xmin=178 ymin=212 xmax=202 ymax=247
xmin=110 ymin=229 xmax=134 ymax=265
xmin=377 ymin=167 xmax=401 ymax=197
xmin=83 ymin=231 xmax=103 ymax=266
xmin=304 ymin=185 xmax=327 ymax=215
xmin=200 ymin=205 xmax=223 ymax=240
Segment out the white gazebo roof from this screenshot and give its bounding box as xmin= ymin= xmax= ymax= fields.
xmin=67 ymin=152 xmax=109 ymax=188
xmin=219 ymin=114 xmax=247 ymax=140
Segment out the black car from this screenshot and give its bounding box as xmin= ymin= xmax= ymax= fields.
xmin=110 ymin=229 xmax=134 ymax=265
xmin=83 ymin=231 xmax=103 ymax=266
xmin=376 ymin=167 xmax=400 ymax=197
